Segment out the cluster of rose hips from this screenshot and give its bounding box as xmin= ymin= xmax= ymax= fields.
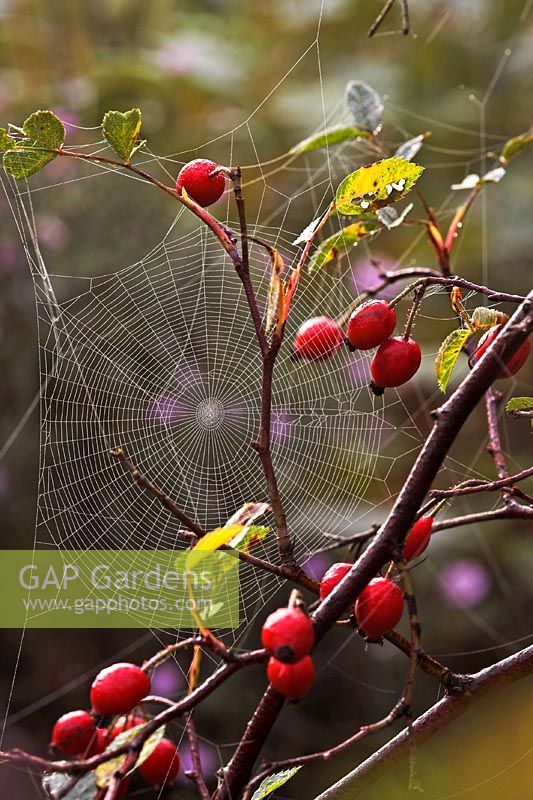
xmin=174 ymin=158 xmax=530 ymax=383
xmin=293 ymin=299 xmax=421 ymax=392
xmin=50 ymin=662 xmax=180 ymax=793
xmin=261 ymin=516 xmax=434 ymax=697
xmin=293 ymin=299 xmax=530 ymax=388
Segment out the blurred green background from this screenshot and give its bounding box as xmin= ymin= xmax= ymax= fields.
xmin=0 ymin=0 xmax=532 ymax=798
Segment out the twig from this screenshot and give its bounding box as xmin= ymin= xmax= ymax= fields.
xmin=109 ymin=448 xmax=319 ymax=592
xmin=430 ymin=466 xmax=533 ymax=499
xmin=384 ymin=630 xmax=468 ymax=691
xmin=314 ymin=644 xmax=533 ymax=799
xmin=185 ymin=714 xmax=210 ymax=800
xmin=317 ymin=501 xmax=533 ymax=553
xmin=244 ymin=699 xmax=408 ymax=800
xmin=252 ymin=343 xmax=297 ymax=568
xmin=229 ymin=168 xmax=269 ymax=358
xmin=484 ymin=388 xmax=521 ymax=510
xmin=110 ymin=448 xmax=204 ymax=538
xmin=368 ymin=0 xmax=410 ymax=37
xmin=56 ymin=148 xmax=241 ymax=267
xmin=397 ymin=562 xmax=422 ymax=791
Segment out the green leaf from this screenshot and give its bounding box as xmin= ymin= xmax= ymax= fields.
xmin=505 ymin=397 xmax=533 ymax=413
xmin=95 ymin=723 xmax=165 ymax=787
xmin=0 ymin=128 xmax=15 ymax=151
xmin=335 ymin=157 xmax=424 ymax=216
xmin=394 ymin=132 xmax=430 ymax=161
xmin=290 ymin=125 xmax=369 ymax=155
xmin=500 ymin=134 xmax=533 ymax=164
xmin=102 ymin=108 xmax=142 ymax=162
xmin=3 ymin=145 xmax=57 ymax=179
xmin=309 ymin=221 xmax=377 ymax=273
xmin=435 ymin=328 xmax=472 ymax=392
xmin=345 ymin=80 xmax=383 ymax=134
xmin=228 ymin=525 xmax=270 ymax=552
xmin=22 ymin=110 xmax=65 ymax=148
xmin=251 ymin=767 xmax=302 ymax=800
xmin=42 ymin=773 xmax=97 ymax=800
xmin=3 ymin=110 xmax=65 ymax=179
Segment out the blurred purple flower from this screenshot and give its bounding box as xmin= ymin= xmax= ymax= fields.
xmin=179 ymin=740 xmax=218 ymax=782
xmin=152 ymin=35 xmax=239 ymax=87
xmin=151 ymin=660 xmax=182 ymax=697
xmin=438 ymin=559 xmax=492 ymax=608
xmin=52 ymin=107 xmax=79 ymax=128
xmin=344 ymin=352 xmax=369 ymax=387
xmin=0 ymin=239 xmax=23 ymax=273
xmin=151 ymin=394 xmax=185 ymax=425
xmin=351 ymin=257 xmax=402 ymax=300
xmin=36 ymin=214 xmax=70 ymax=252
xmin=302 ymin=552 xmax=332 ymax=581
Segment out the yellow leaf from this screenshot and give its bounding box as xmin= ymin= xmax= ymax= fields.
xmin=184 ymin=524 xmax=244 ymax=571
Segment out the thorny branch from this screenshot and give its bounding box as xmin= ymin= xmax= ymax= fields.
xmin=214 ymin=291 xmax=533 ymax=800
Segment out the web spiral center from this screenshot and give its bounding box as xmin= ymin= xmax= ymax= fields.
xmin=196 ymin=398 xmax=225 ymax=430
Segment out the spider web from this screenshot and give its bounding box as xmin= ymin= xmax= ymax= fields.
xmin=1 ymin=38 xmax=526 ymax=645
xmin=1 ymin=6 xmax=532 ymax=794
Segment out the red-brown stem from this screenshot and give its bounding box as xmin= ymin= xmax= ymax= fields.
xmin=430 ymin=466 xmax=533 ymax=499
xmin=56 ymin=148 xmax=241 ymax=267
xmin=484 ymin=387 xmax=518 ymax=509
xmin=230 ymin=168 xmax=269 ymax=358
xmin=252 ymin=341 xmax=297 ymax=568
xmin=185 ymin=714 xmax=210 ymax=800
xmin=444 ymin=184 xmax=483 ymax=255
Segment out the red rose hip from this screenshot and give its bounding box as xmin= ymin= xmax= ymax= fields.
xmin=90 ymin=663 xmax=150 ymax=716
xmin=267 ymin=655 xmax=315 ymax=698
xmin=293 ymin=316 xmax=344 ymax=361
xmin=347 ymin=300 xmax=397 ymax=350
xmin=474 ymin=325 xmax=530 ymax=378
xmin=370 ymin=336 xmax=422 ymax=389
xmin=50 ymin=710 xmax=96 ymax=757
xmin=261 ymin=607 xmax=315 ymax=663
xmin=176 ymin=158 xmax=226 ymax=207
xmin=355 ymin=577 xmax=404 ymax=640
xmin=403 ymin=516 xmax=433 ymax=563
xmin=87 ymin=727 xmax=109 ymax=756
xmin=319 ymin=562 xmax=352 ymax=601
xmin=139 ymin=738 xmax=181 ymax=787
xmin=110 ymin=715 xmax=146 ymax=740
